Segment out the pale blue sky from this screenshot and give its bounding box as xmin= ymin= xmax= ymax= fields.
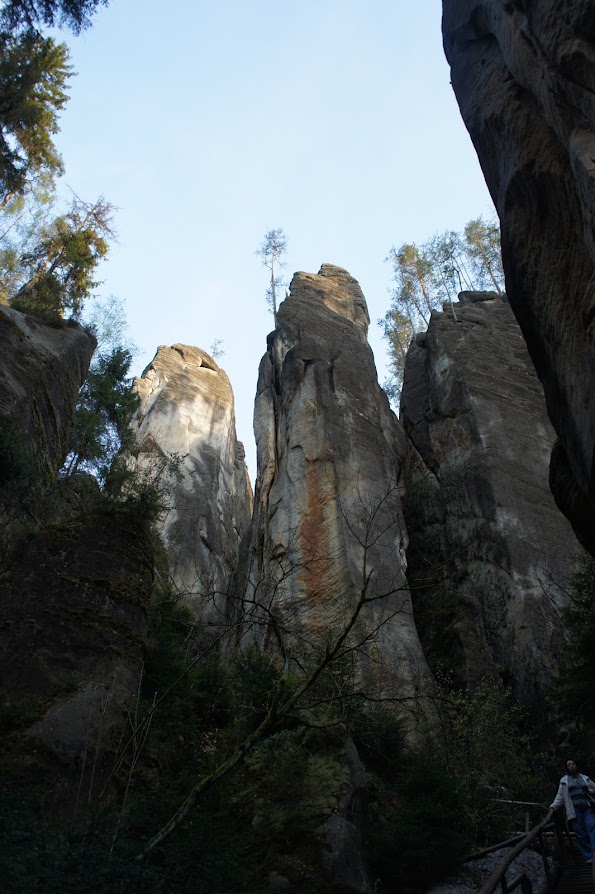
xmin=54 ymin=0 xmax=494 ymax=479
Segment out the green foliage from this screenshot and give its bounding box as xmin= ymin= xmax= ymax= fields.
xmin=350 ymin=704 xmax=405 ymax=782
xmin=65 ymin=345 xmax=138 ymax=480
xmin=0 ymin=33 xmax=71 ymax=204
xmin=143 ymin=595 xmax=231 ymax=739
xmin=0 ymin=779 xmax=257 ymax=894
xmin=229 ymin=646 xmax=284 ymax=730
xmin=431 ymin=677 xmax=546 ymax=844
xmin=381 ymin=216 xmax=505 ymax=397
xmin=244 ymin=728 xmax=349 ymax=842
xmin=112 ymin=594 xmax=263 ymax=891
xmin=370 ymin=754 xmax=468 ymax=894
xmin=367 ymin=679 xmax=546 ymax=892
xmin=256 ymin=227 xmax=287 ymax=321
xmin=0 ymin=6 xmax=114 ymax=319
xmin=100 ymin=446 xmax=184 ymax=528
xmin=0 ymin=176 xmax=56 ymax=303
xmin=10 ymin=195 xmax=113 ymax=317
xmin=464 ymin=217 xmax=505 ymax=292
xmin=0 ymin=593 xmax=259 ymax=893
xmin=1 ymin=0 xmax=108 ymax=35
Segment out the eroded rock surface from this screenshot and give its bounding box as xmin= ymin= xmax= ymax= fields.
xmin=400 ymin=294 xmax=580 ymax=711
xmin=0 ymin=306 xmax=96 ymax=477
xmin=0 ymin=480 xmax=153 ymax=803
xmin=442 ymin=0 xmax=595 ymax=553
xmin=243 ymin=265 xmax=431 ymax=707
xmin=131 ymin=344 xmax=252 ymax=626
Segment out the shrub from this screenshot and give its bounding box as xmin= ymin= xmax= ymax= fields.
xmin=369 ymin=753 xmax=468 ymax=893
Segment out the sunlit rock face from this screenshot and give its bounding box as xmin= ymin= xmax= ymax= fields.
xmin=131 ymin=345 xmax=252 ymax=627
xmin=442 ymin=0 xmax=595 ymax=554
xmin=0 ymin=306 xmax=96 ymax=476
xmin=400 ymin=293 xmax=581 ymax=714
xmin=244 ymin=265 xmax=431 ymax=704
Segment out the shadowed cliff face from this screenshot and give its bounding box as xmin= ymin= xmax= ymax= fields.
xmin=0 ymin=482 xmax=154 ymax=802
xmin=442 ymin=0 xmax=595 ymax=554
xmin=0 ymin=308 xmax=150 ymax=802
xmin=243 ymin=264 xmax=432 ymax=704
xmin=0 ymin=306 xmax=96 ymax=477
xmin=400 ymin=293 xmax=580 ymax=713
xmin=131 ymin=344 xmax=252 ymax=627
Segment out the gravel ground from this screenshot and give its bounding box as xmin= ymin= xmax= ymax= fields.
xmin=424 ymin=846 xmax=552 ymax=894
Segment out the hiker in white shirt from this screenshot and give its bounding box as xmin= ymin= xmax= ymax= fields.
xmin=550 ymin=759 xmax=595 ymax=864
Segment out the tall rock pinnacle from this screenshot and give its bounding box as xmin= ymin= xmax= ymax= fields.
xmin=400 ymin=292 xmax=580 ymax=715
xmin=131 ymin=344 xmax=252 ymax=628
xmin=242 ymin=264 xmax=432 ymax=707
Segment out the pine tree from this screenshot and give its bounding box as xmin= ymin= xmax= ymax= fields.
xmin=65 ymin=345 xmax=138 ymax=479
xmin=256 ymin=228 xmax=287 ymax=325
xmin=381 ymin=216 xmax=505 ymax=399
xmin=9 ymin=195 xmax=114 ymax=317
xmin=0 ymin=32 xmax=71 ymax=206
xmin=0 ymin=0 xmax=108 ymax=35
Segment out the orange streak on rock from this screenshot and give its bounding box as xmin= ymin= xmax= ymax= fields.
xmin=299 ymin=461 xmax=331 ymax=599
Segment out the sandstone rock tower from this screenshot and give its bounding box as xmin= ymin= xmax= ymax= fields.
xmin=400 ymin=292 xmax=580 ymax=712
xmin=131 ymin=344 xmax=252 ymax=628
xmin=242 ymin=264 xmax=431 ymax=703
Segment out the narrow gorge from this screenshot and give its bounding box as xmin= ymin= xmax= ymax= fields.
xmin=0 ymin=262 xmax=584 ymax=892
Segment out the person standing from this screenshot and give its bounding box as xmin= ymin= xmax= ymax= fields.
xmin=550 ymin=759 xmax=595 ymax=863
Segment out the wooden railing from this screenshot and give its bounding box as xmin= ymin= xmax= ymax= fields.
xmin=475 ymin=808 xmax=571 ymax=894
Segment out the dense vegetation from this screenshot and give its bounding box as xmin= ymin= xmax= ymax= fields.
xmin=0 ymin=575 xmax=551 ymax=893
xmin=0 ymin=0 xmax=114 ymax=319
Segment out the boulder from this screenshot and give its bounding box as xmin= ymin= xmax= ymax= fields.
xmin=316 ymin=737 xmax=372 ymax=894
xmin=442 ymin=0 xmax=595 ymax=553
xmin=131 ymin=344 xmax=252 ymax=628
xmin=400 ymin=294 xmax=580 ymax=712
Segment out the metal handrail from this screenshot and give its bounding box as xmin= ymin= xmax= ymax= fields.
xmin=477 ymin=809 xmax=555 ymax=894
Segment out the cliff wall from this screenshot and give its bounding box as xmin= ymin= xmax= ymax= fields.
xmin=0 ymin=306 xmax=96 ymax=477
xmin=400 ymin=293 xmax=580 ymax=712
xmin=0 ymin=308 xmax=151 ymax=802
xmin=442 ymin=0 xmax=595 ymax=553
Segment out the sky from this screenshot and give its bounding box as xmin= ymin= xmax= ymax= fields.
xmin=53 ymin=0 xmax=495 ymax=481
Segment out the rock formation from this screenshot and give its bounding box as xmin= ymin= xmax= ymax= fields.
xmin=243 ymin=264 xmax=431 ymax=706
xmin=400 ymin=292 xmax=580 ymax=711
xmin=442 ymin=0 xmax=595 ymax=554
xmin=0 ymin=480 xmax=154 ymax=801
xmin=0 ymin=306 xmax=96 ymax=477
xmin=131 ymin=344 xmax=252 ymax=628
xmin=0 ymin=308 xmax=152 ymax=801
